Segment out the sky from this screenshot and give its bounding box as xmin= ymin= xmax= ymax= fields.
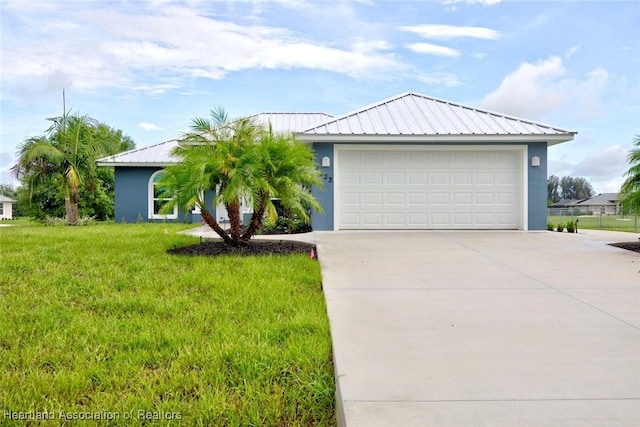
xmin=1 ymin=0 xmax=639 ymax=194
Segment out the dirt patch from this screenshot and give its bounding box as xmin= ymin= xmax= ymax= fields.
xmin=168 ymin=239 xmax=317 ymax=257
xmin=609 ymin=241 xmax=640 ymax=254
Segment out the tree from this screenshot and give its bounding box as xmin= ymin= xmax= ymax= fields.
xmin=559 ymin=176 xmax=595 ymax=200
xmin=13 ymin=112 xmax=134 ymax=223
xmin=620 ymin=135 xmax=640 ymax=214
xmin=157 ymin=108 xmax=323 ymax=246
xmin=547 ymin=175 xmax=560 ymax=204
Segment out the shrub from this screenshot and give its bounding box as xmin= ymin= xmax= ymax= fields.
xmin=260 ymin=215 xmax=312 ymax=234
xmin=43 ymin=215 xmax=97 ymax=226
xmin=556 ymin=223 xmax=565 ymax=232
xmin=566 ymin=220 xmax=575 ymax=233
xmin=547 ymin=222 xmax=554 ymax=231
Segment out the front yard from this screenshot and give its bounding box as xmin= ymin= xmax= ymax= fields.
xmin=0 ymin=222 xmax=334 ymax=426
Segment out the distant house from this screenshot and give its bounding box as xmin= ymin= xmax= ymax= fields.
xmin=550 ymin=198 xmax=584 ymax=208
xmin=98 ymin=92 xmax=577 ymax=230
xmin=548 ymin=198 xmax=586 ymax=216
xmin=0 ymin=195 xmax=15 ymax=220
xmin=573 ymin=193 xmax=620 ymax=215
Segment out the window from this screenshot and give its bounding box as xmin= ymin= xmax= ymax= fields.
xmin=0 ymin=204 xmax=4 ymax=216
xmin=148 ymin=170 xmax=178 ymax=220
xmin=192 ymin=191 xmax=204 ymax=214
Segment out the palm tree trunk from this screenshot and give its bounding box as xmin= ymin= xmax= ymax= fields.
xmin=241 ymin=201 xmax=266 ymax=241
xmin=70 ymin=185 xmax=80 ymax=224
xmin=64 ymin=196 xmax=73 ymax=223
xmin=227 ymin=200 xmax=242 ymax=243
xmin=201 ymin=208 xmax=234 ymax=245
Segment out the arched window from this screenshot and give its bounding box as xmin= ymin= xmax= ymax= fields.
xmin=148 ymin=170 xmax=178 ymax=220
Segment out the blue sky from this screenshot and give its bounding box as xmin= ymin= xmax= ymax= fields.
xmin=1 ymin=0 xmax=638 ymax=193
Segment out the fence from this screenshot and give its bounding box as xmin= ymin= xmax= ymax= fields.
xmin=547 ymin=208 xmax=639 ymax=232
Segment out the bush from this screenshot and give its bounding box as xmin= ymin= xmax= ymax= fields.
xmin=566 ymin=220 xmax=575 ymax=233
xmin=547 ymin=222 xmax=554 ymax=231
xmin=261 ymin=216 xmax=312 ymax=234
xmin=556 ymin=223 xmax=565 ymax=232
xmin=43 ymin=215 xmax=97 ymax=226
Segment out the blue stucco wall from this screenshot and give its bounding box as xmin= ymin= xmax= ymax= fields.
xmin=527 ymin=142 xmax=548 ymax=230
xmin=114 ymin=167 xmax=158 ymax=223
xmin=114 ymin=167 xmax=209 ymax=223
xmin=311 ymin=143 xmax=334 ymax=231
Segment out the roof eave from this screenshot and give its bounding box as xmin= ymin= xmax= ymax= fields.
xmin=296 ymin=133 xmax=576 ymax=144
xmin=97 ymin=161 xmax=178 ymax=167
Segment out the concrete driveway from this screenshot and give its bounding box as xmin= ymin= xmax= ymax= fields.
xmin=313 ymin=230 xmax=640 ymax=427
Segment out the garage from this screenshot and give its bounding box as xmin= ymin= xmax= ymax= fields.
xmin=296 ymin=92 xmax=576 ymax=231
xmin=336 ymin=146 xmax=524 ymax=230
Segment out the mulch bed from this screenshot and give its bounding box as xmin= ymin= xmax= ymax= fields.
xmin=609 ymin=241 xmax=640 ymax=254
xmin=168 ymin=239 xmax=317 ymax=257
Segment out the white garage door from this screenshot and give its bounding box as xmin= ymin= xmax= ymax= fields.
xmin=337 ymin=147 xmax=522 ymax=230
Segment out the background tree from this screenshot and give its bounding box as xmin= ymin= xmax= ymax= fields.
xmin=547 ymin=175 xmax=560 ymax=204
xmin=559 ymin=176 xmax=595 ymax=200
xmin=619 ymin=135 xmax=640 ymax=214
xmin=158 ymin=108 xmax=322 ymax=246
xmin=13 ymin=113 xmax=134 ymax=222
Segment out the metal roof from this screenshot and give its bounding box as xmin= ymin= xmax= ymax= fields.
xmin=0 ymin=195 xmax=15 ymax=203
xmin=249 ymin=112 xmax=334 ymax=134
xmin=298 ymin=92 xmax=576 ymax=144
xmin=98 ymin=93 xmax=577 ymax=166
xmin=97 ymin=139 xmax=180 ymax=166
xmin=97 ymin=113 xmax=334 ymax=166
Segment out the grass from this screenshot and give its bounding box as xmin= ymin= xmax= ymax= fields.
xmin=0 ymin=221 xmax=335 ymax=426
xmin=548 ymin=215 xmax=639 ymax=233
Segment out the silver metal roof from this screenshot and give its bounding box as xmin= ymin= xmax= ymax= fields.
xmin=98 ymin=93 xmax=577 ymax=166
xmin=250 ymin=112 xmax=334 ymax=134
xmin=299 ymin=92 xmax=576 ymax=143
xmin=97 ymin=113 xmax=334 ymax=166
xmin=97 ymin=139 xmax=180 ymax=166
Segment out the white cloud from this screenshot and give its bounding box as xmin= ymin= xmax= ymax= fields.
xmin=481 ymin=56 xmax=610 ymax=119
xmin=352 ymin=39 xmax=392 ymax=53
xmin=572 ymin=145 xmax=628 ymax=181
xmin=549 ymin=144 xmax=629 ymax=193
xmin=473 ymin=52 xmax=487 ymax=60
xmin=442 ymin=0 xmax=502 ymax=5
xmin=405 ymin=42 xmax=460 ymax=57
xmin=414 ymin=72 xmax=462 ymax=87
xmin=1 ymin=2 xmax=408 ymax=96
xmin=0 ymin=152 xmax=13 ymax=167
xmin=565 ymin=44 xmax=580 ymax=59
xmin=138 ymin=122 xmax=164 ymax=131
xmin=400 ymin=24 xmax=501 ymax=40
xmin=482 ymin=56 xmax=567 ymax=117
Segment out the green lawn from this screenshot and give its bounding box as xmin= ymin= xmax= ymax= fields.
xmin=0 ymin=222 xmax=335 ymax=426
xmin=548 ymin=215 xmax=639 ymax=233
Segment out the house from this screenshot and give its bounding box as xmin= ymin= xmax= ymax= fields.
xmin=98 ymin=92 xmax=576 ymax=230
xmin=97 ymin=113 xmax=334 ymax=224
xmin=0 ymin=195 xmax=15 ymax=220
xmin=572 ymin=193 xmax=620 ymax=215
xmin=548 ymin=198 xmax=586 ymax=216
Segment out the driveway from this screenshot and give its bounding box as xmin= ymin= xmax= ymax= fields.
xmin=313 ymin=230 xmax=640 ymax=427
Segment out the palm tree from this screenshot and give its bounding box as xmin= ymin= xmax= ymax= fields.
xmin=14 ymin=113 xmax=110 ymax=223
xmin=158 ymin=108 xmax=323 ymax=246
xmin=620 ymin=135 xmax=640 ymax=214
xmin=241 ymin=128 xmax=323 ymax=240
